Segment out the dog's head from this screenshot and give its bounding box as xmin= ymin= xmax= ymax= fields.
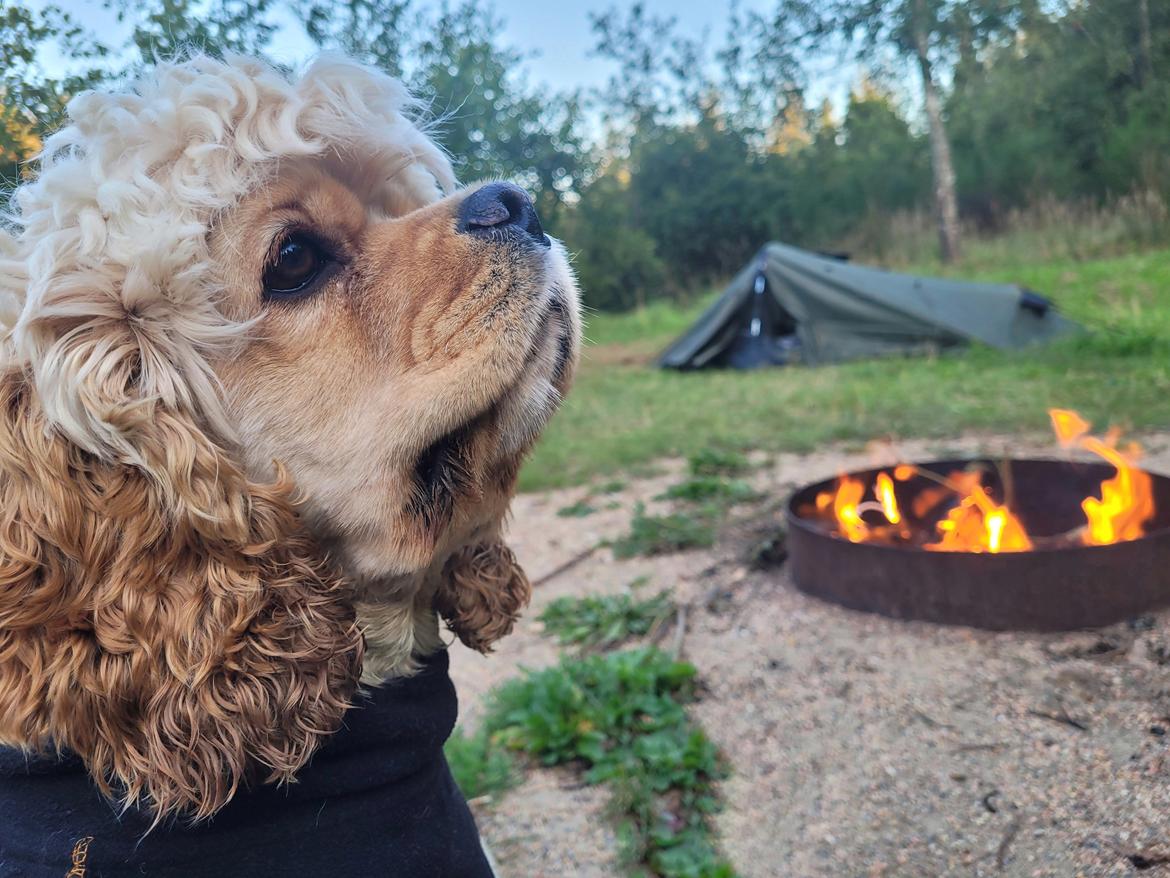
xmin=0 ymin=55 xmax=579 ymax=819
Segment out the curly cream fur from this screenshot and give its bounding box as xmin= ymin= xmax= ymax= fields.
xmin=2 ymin=54 xmax=454 ymax=463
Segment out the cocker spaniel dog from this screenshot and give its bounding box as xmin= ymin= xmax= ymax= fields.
xmin=0 ymin=55 xmax=578 ymax=875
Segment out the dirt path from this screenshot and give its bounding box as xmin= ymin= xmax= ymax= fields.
xmin=452 ymin=433 xmax=1170 ymax=877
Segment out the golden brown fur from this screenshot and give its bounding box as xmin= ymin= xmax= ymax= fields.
xmin=0 ymin=55 xmax=579 ymax=822
xmin=0 ymin=368 xmax=364 ymax=821
xmin=437 ymin=543 xmax=532 ymax=653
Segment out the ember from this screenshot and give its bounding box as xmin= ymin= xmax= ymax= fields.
xmin=811 ymin=409 xmax=1154 ymax=553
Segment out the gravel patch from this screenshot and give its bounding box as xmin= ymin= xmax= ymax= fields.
xmin=471 ymin=767 xmax=619 ymax=878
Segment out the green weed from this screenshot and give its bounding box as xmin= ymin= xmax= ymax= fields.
xmin=610 ymin=503 xmax=716 ymax=558
xmin=658 ymin=476 xmax=759 ymax=505
xmin=557 ymin=499 xmax=598 ymax=518
xmin=539 ymin=588 xmax=674 ymax=649
xmin=444 ymin=726 xmax=516 ymax=800
xmin=687 ymin=448 xmax=751 ymax=477
xmin=484 ymin=648 xmax=735 ymax=878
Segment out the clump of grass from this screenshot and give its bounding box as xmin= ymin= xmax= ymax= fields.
xmin=687 ymin=448 xmax=751 ymax=477
xmin=557 ymin=499 xmax=598 ymax=518
xmin=610 ymin=502 xmax=716 ymax=558
xmin=658 ymin=476 xmax=759 ymax=505
xmin=539 ymin=588 xmax=674 ymax=649
xmin=484 ymin=647 xmax=734 ymax=878
xmin=445 ymin=727 xmax=516 ymax=800
xmin=598 ymin=479 xmax=629 ymax=494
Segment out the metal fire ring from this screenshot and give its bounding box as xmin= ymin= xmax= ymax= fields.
xmin=785 ymin=458 xmax=1170 ymax=631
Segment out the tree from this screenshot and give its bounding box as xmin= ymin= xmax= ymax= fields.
xmin=909 ymin=0 xmax=963 ymax=262
xmin=299 ymin=1 xmax=591 ymax=228
xmin=0 ymin=3 xmax=108 ymax=190
xmin=114 ymin=0 xmax=278 ymax=64
xmin=590 ymin=2 xmax=802 ymax=143
xmin=767 ymin=0 xmax=1034 ymax=262
xmin=298 ymin=0 xmax=411 ymax=77
xmin=563 ymin=170 xmax=666 ymax=312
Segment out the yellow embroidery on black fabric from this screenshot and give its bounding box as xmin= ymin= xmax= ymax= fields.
xmin=65 ymin=836 xmax=93 ymax=877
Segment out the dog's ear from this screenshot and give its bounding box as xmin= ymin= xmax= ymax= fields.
xmin=0 ymin=366 xmax=364 ymax=822
xmin=436 ymin=541 xmax=531 ymax=653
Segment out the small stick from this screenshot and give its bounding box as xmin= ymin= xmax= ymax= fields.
xmin=998 ymin=456 xmax=1016 ymax=511
xmin=646 ymin=607 xmax=675 ymax=646
xmin=953 ymin=741 xmax=1011 ymax=752
xmin=1027 ymin=707 xmax=1089 ymax=732
xmin=913 ymin=708 xmax=957 ymax=730
xmin=531 ymin=543 xmax=601 ymax=588
xmin=670 ymin=604 xmax=688 ymax=660
xmin=995 ymin=818 xmax=1022 ymax=871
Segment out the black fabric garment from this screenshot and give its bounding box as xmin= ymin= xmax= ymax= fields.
xmin=0 ymin=649 xmax=493 ymax=878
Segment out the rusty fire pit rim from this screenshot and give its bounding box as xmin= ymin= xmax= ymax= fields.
xmin=785 ymin=455 xmax=1170 ymax=557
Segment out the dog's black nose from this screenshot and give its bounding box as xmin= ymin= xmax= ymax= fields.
xmin=457 ymin=182 xmax=547 ymax=245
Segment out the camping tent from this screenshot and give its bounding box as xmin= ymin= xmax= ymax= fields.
xmin=658 ymin=242 xmax=1082 ymax=369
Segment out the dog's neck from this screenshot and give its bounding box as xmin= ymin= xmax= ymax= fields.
xmin=355 ymin=597 xmax=445 ymax=686
xmin=349 ymin=563 xmax=449 ymax=686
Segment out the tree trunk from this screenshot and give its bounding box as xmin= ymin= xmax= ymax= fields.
xmin=913 ymin=26 xmax=962 ymax=263
xmin=1138 ymin=0 xmax=1153 ymax=86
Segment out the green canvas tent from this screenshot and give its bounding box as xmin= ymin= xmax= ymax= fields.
xmin=658 ymin=242 xmax=1082 ymax=369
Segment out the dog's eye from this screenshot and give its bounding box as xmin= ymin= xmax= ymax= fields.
xmin=263 ymin=233 xmax=329 ymax=298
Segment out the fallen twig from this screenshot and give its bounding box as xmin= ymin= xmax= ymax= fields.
xmin=953 ymin=741 xmax=1011 ymax=752
xmin=1028 ymin=707 xmax=1089 ymax=732
xmin=670 ymin=604 xmax=689 ymax=660
xmin=646 ymin=609 xmax=673 ymax=646
xmin=995 ymin=817 xmax=1022 ymax=871
xmin=531 ymin=543 xmax=601 ymax=588
xmin=914 ymin=708 xmax=957 ymax=730
xmin=982 ymin=790 xmax=1000 ymax=814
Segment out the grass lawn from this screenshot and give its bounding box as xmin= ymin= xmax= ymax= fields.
xmin=517 ymin=247 xmax=1170 ymax=492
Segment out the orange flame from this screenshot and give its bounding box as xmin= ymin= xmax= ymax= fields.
xmin=926 ymin=476 xmax=1032 ymax=553
xmin=816 ymin=409 xmax=1155 ymax=552
xmin=893 ymin=464 xmax=916 ymax=482
xmin=1049 ymin=408 xmax=1154 ymax=544
xmin=1049 ymin=409 xmax=1091 ymax=447
xmin=832 ymin=474 xmax=869 ymax=542
xmin=875 ymin=472 xmax=901 ymax=524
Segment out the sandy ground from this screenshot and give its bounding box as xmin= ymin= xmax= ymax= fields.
xmin=452 ymin=433 xmax=1170 ymax=878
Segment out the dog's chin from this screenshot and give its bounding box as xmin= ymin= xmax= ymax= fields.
xmin=418 ymin=244 xmax=578 ymax=482
xmin=405 ymin=275 xmax=576 ymax=554
xmin=413 ymin=292 xmax=571 ymax=489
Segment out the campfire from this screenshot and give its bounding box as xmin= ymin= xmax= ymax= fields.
xmin=807 ymin=409 xmax=1154 ymax=553
xmin=784 ymin=413 xmax=1170 ymax=630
